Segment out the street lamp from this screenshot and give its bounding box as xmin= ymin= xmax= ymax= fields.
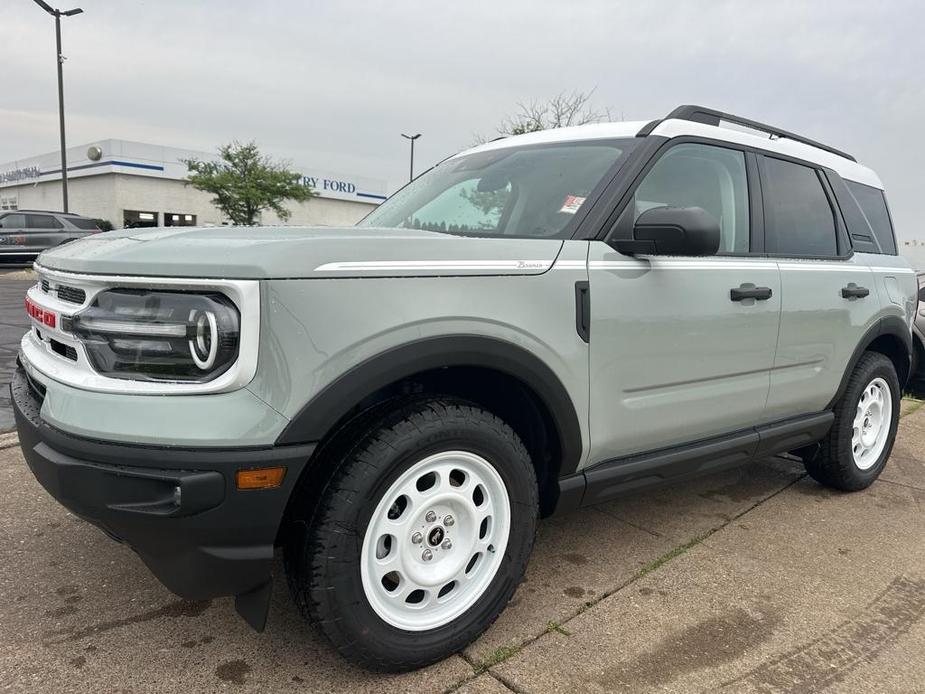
xmin=32 ymin=0 xmax=83 ymax=213
xmin=401 ymin=133 xmax=421 ymax=182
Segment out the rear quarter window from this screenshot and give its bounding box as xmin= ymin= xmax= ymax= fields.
xmin=68 ymin=218 xmax=101 ymax=231
xmin=846 ymin=181 xmax=897 ymax=255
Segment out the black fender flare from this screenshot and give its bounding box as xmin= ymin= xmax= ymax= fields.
xmin=826 ymin=316 xmax=913 ymax=409
xmin=275 ymin=335 xmax=584 ymax=476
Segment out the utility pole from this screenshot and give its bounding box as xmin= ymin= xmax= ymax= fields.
xmin=33 ymin=0 xmax=83 ymax=213
xmin=401 ymin=133 xmax=421 ymax=182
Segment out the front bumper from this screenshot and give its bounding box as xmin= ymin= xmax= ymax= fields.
xmin=11 ymin=365 xmax=315 ymax=629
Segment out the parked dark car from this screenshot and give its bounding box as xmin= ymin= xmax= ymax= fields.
xmin=0 ymin=210 xmax=101 ymax=262
xmin=914 ymin=272 xmax=925 ymax=380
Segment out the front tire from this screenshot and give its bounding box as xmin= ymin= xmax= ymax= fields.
xmin=286 ymin=397 xmax=538 ymax=671
xmin=805 ymin=352 xmax=900 ymax=491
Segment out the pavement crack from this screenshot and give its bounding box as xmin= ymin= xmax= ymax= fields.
xmin=877 ymin=477 xmax=925 ymax=493
xmin=453 ymin=471 xmax=811 ymax=688
xmin=488 ymin=669 xmax=528 ymax=693
xmin=592 ymin=506 xmax=663 ymax=537
xmin=41 ymin=598 xmax=211 ymax=645
xmin=553 ymin=473 xmax=808 ymax=635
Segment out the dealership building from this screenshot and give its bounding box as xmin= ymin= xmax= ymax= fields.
xmin=0 ymin=140 xmax=388 ymax=229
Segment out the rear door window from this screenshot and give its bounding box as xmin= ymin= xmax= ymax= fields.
xmin=846 ymin=181 xmax=897 ymax=255
xmin=26 ymin=214 xmax=63 ymax=230
xmin=762 ymin=157 xmax=838 ymax=257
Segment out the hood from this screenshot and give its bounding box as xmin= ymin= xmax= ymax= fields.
xmin=36 ymin=226 xmax=564 ymax=279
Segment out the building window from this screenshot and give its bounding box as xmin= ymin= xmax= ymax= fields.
xmin=0 ymin=196 xmax=17 ymax=211
xmin=164 ymin=213 xmax=197 ymax=227
xmin=123 ymin=210 xmax=158 ymax=229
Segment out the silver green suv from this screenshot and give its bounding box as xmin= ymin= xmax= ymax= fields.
xmin=12 ymin=106 xmax=917 ymax=671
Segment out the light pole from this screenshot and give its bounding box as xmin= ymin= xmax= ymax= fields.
xmin=32 ymin=0 xmax=83 ymax=213
xmin=401 ymin=133 xmax=421 ymax=182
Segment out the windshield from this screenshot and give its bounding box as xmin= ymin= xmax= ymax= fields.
xmin=360 ymin=139 xmax=636 ymax=239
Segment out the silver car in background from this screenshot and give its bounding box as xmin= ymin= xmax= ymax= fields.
xmin=0 ymin=210 xmax=101 ymax=262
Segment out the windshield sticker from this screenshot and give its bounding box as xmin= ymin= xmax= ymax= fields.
xmin=560 ymin=195 xmax=586 ymax=214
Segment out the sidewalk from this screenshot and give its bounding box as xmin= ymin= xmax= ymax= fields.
xmin=0 ymin=405 xmax=922 ymax=692
xmin=480 ymin=403 xmax=925 ymax=693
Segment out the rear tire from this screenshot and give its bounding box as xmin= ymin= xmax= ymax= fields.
xmin=805 ymin=352 xmax=900 ymax=491
xmin=285 ymin=397 xmax=538 ymax=671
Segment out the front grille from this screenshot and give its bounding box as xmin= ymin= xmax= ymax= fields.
xmin=38 ymin=277 xmax=87 ymax=304
xmin=55 ymin=285 xmax=86 ymax=304
xmin=50 ymin=339 xmax=78 ymax=361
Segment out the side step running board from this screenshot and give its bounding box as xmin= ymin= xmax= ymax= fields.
xmin=555 ymin=411 xmax=834 ymax=513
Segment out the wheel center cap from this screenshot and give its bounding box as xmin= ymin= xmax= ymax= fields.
xmin=427 ymin=526 xmax=445 ymax=547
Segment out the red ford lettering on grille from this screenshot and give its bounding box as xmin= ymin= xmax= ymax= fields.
xmin=25 ymin=296 xmax=57 ymax=329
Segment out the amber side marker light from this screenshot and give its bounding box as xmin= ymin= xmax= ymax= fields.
xmin=236 ymin=466 xmax=286 ymax=490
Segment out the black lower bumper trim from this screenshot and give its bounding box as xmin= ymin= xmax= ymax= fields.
xmin=11 ymin=366 xmax=315 ymax=627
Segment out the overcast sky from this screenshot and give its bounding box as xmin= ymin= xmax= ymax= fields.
xmin=2 ymin=0 xmax=923 ymax=244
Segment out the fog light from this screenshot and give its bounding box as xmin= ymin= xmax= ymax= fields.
xmin=236 ymin=466 xmax=286 ymax=490
xmin=173 ymin=485 xmax=182 ymax=506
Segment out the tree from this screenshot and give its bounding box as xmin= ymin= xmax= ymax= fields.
xmin=480 ymin=89 xmax=616 ymax=142
xmin=460 ymin=185 xmax=510 ymax=220
xmin=458 ymin=90 xmax=618 ymax=226
xmin=183 ymin=141 xmax=315 ymax=225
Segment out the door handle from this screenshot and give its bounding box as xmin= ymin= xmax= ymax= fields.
xmin=730 ymin=285 xmax=773 ymax=302
xmin=841 ymin=284 xmax=870 ymax=299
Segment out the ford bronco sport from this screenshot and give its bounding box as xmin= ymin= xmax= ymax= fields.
xmin=12 ymin=106 xmax=917 ymax=671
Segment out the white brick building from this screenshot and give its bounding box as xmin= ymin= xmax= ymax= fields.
xmin=0 ymin=140 xmax=388 ymax=229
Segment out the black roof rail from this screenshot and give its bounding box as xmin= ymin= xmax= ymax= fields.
xmin=6 ymin=209 xmax=81 ymax=215
xmin=638 ymin=105 xmax=857 ymax=162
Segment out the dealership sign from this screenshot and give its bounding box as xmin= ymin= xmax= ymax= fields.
xmin=299 ymin=172 xmax=387 ymax=203
xmin=1 ymin=166 xmax=41 ymax=184
xmin=301 ymin=175 xmax=356 ymax=194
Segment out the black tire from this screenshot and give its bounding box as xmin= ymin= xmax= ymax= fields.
xmin=285 ymin=397 xmax=538 ymax=671
xmin=805 ymin=352 xmax=900 ymax=491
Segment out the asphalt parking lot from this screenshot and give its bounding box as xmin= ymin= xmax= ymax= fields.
xmin=0 ymin=270 xmax=33 ymax=431
xmin=0 ymin=272 xmax=924 ymax=692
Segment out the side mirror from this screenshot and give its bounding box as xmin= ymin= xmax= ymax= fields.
xmin=610 ymin=206 xmax=721 ymax=256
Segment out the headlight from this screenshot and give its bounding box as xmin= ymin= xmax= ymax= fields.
xmin=71 ymin=289 xmax=240 ymax=382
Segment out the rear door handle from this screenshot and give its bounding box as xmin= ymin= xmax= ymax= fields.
xmin=730 ymin=285 xmax=773 ymax=302
xmin=841 ymin=284 xmax=870 ymax=299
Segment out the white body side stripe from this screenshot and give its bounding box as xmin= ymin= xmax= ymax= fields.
xmin=314 ymin=260 xmax=553 ymax=272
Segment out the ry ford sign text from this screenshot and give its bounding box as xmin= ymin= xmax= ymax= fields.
xmin=301 ymin=176 xmax=357 ymax=194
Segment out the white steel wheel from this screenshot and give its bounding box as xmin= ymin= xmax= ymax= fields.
xmin=360 ymin=450 xmax=511 ymax=631
xmin=851 ymin=377 xmax=893 ymax=471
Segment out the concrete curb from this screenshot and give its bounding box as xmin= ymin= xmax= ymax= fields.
xmin=0 ymin=270 xmax=35 ymax=281
xmin=0 ymin=431 xmax=20 ymax=450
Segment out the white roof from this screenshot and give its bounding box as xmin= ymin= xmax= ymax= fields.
xmin=454 ymin=117 xmax=881 ymax=189
xmin=456 ymin=121 xmax=649 ymax=157
xmin=651 ymin=119 xmax=881 ymax=188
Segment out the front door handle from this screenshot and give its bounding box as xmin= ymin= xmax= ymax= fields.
xmin=731 ymin=285 xmax=773 ymax=302
xmin=841 ymin=284 xmax=870 ymax=299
